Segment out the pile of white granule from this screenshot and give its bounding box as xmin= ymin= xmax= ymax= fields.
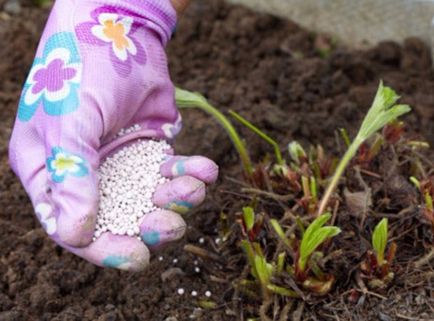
xmin=93 ymin=139 xmax=170 ymax=240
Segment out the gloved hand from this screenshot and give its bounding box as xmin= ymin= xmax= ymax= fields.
xmin=8 ymin=0 xmax=218 ymax=271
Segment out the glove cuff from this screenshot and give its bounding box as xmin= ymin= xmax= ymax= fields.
xmin=110 ymin=0 xmax=177 ymax=45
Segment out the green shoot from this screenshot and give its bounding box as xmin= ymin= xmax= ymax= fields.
xmin=241 ymin=240 xmax=256 ymax=274
xmin=301 ymin=176 xmax=311 ymax=199
xmin=372 ymin=218 xmax=388 ymax=266
xmin=240 ymin=240 xmax=274 ymax=297
xmin=175 ymin=87 xmax=253 ymax=177
xmin=288 ymin=141 xmax=307 ymax=165
xmin=318 ymin=82 xmax=411 ymax=215
xmin=298 ymin=213 xmax=341 ymax=272
xmin=339 ymin=128 xmax=351 ymax=148
xmin=229 ymin=110 xmax=284 ymax=165
xmin=266 ymin=284 xmax=298 ymax=297
xmin=409 ymin=176 xmax=421 ymax=189
xmin=310 ymin=176 xmax=318 ymax=202
xmin=254 ymin=255 xmax=274 ymax=289
xmin=270 ymin=219 xmax=292 ymax=248
xmin=277 ymin=252 xmax=286 ymax=274
xmin=243 ymin=206 xmax=255 ymax=231
xmin=409 ymin=177 xmax=434 ymax=227
xmin=197 ymin=300 xmax=217 ymax=309
xmin=407 ymin=141 xmax=430 ymax=149
xmin=426 ymin=193 xmax=434 ymax=212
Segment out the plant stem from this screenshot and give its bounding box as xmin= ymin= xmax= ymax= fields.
xmin=317 ymin=138 xmax=362 ymax=215
xmin=229 ymin=110 xmax=284 ymax=165
xmin=175 ymin=88 xmax=253 ymax=178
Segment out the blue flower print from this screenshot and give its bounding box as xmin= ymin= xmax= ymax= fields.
xmin=46 ymin=147 xmax=89 ymax=183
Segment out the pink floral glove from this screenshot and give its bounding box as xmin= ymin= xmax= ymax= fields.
xmin=8 ymin=0 xmax=218 ymax=271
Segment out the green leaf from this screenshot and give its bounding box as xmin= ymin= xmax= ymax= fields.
xmin=298 ymin=214 xmax=341 ymax=271
xmin=372 ymin=218 xmax=388 ymax=265
xmin=243 ymin=207 xmax=255 ymax=232
xmin=197 ymin=300 xmax=217 ymax=309
xmin=267 ymin=284 xmax=299 ymax=297
xmin=270 ymin=219 xmax=291 ymax=248
xmin=175 ymin=87 xmax=208 ymax=107
xmin=409 ymin=176 xmax=421 ymax=189
xmin=277 ymin=252 xmax=286 ymax=274
xmin=230 ymin=110 xmax=284 ymax=165
xmin=241 ymin=240 xmax=256 ymax=277
xmin=175 ymin=87 xmax=253 ymax=178
xmin=288 ymin=141 xmax=307 ymax=165
xmin=356 ymin=82 xmax=411 ymax=142
xmin=310 ymin=176 xmax=318 ymax=200
xmin=254 ymin=255 xmax=273 ymax=287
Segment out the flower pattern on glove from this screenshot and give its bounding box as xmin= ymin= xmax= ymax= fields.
xmin=18 ymin=32 xmax=82 ymax=121
xmin=46 ymin=147 xmax=89 ymax=183
xmin=161 ymin=113 xmax=182 ymax=139
xmin=75 ymin=6 xmax=146 ymax=77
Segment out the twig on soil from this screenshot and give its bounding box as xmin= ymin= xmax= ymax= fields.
xmin=259 ymin=298 xmax=273 ymax=321
xmin=412 ymin=150 xmax=434 ymax=169
xmin=292 ymin=301 xmax=305 ymax=321
xmin=241 ymin=187 xmax=294 ymax=201
xmin=330 ymin=200 xmax=339 ymax=227
xmin=184 ymin=244 xmax=224 ymax=263
xmin=396 ymin=313 xmax=430 ymax=320
xmin=279 ymin=302 xmax=294 ymax=321
xmin=414 ymin=248 xmax=434 ymax=268
xmin=402 ymin=271 xmax=434 ymax=287
xmin=322 ymin=250 xmax=344 ymax=265
xmin=355 ymin=272 xmax=388 ymax=300
xmin=209 ymin=275 xmax=230 ymax=284
xmin=225 ymin=176 xmax=251 ymax=188
xmin=359 ymin=168 xmax=382 ymax=179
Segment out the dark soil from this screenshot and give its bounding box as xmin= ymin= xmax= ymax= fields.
xmin=1 ymin=0 xmax=433 ymax=320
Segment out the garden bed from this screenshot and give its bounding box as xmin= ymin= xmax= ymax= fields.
xmin=0 ymin=0 xmax=433 ymax=320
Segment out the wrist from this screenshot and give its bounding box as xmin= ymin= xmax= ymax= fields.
xmin=110 ymin=0 xmax=177 ymax=45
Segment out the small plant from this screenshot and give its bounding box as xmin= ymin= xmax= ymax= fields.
xmin=297 ymin=213 xmax=341 ymax=275
xmin=270 ymin=213 xmax=341 ymax=295
xmin=410 ymin=176 xmax=434 ymax=230
xmin=238 ymin=206 xmax=264 ymax=241
xmin=372 ymin=218 xmax=388 ymax=266
xmin=240 ymin=239 xmax=298 ymax=300
xmin=361 ymin=218 xmax=397 ymax=289
xmin=317 ymin=82 xmax=411 ymax=215
xmin=288 ymin=141 xmax=307 ymax=165
xmin=237 ymin=207 xmax=299 ymax=301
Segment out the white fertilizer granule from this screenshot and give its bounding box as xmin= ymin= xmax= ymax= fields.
xmin=93 ymin=139 xmax=170 ymax=240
